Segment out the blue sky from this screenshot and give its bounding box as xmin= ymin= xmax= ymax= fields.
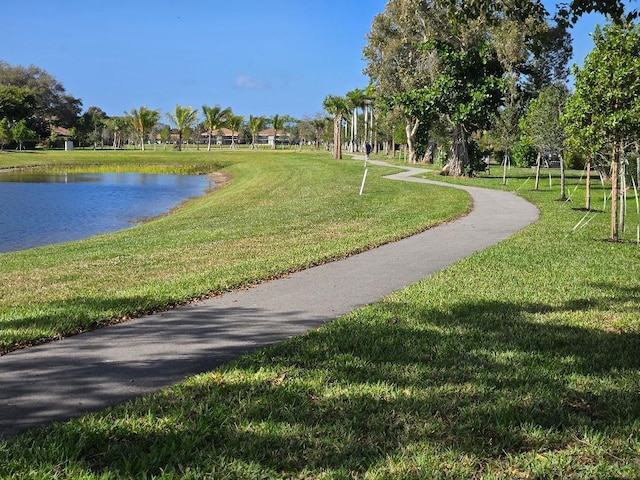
xmin=3 ymin=0 xmax=605 ymax=120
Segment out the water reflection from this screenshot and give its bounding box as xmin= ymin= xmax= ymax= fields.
xmin=0 ymin=172 xmax=214 ymax=253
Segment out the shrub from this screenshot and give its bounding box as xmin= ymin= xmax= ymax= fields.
xmin=512 ymin=140 xmax=538 ymax=167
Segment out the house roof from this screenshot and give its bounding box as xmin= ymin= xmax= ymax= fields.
xmin=258 ymin=128 xmax=288 ymax=136
xmin=202 ymin=128 xmax=234 ymax=136
xmin=53 ymin=126 xmax=71 ymax=137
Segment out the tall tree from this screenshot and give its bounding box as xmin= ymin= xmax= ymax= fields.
xmin=0 ymin=61 xmax=82 ymax=140
xmin=226 ymin=114 xmax=243 ymax=148
xmin=159 ymin=125 xmax=172 ymax=150
xmin=166 ymin=105 xmax=199 ymax=151
xmin=346 ymin=88 xmax=366 ymax=152
xmin=202 ymin=104 xmax=231 ymax=152
xmin=11 ymin=119 xmax=37 ymax=150
xmin=427 ymin=38 xmax=506 ymax=176
xmin=0 ymin=85 xmax=37 ymax=124
xmin=104 ymin=116 xmax=130 ymax=150
xmin=520 ymin=82 xmax=569 ymax=197
xmin=128 ymin=106 xmax=160 ymax=151
xmin=311 ymin=116 xmax=327 ymax=151
xmin=248 ymin=115 xmax=267 ymax=149
xmin=78 ymin=106 xmax=108 ymax=150
xmin=0 ymin=117 xmax=10 ymax=150
xmin=564 ymin=22 xmax=640 ymax=241
xmin=555 ymin=0 xmax=638 ymax=25
xmin=363 ymin=0 xmax=439 ymax=163
xmin=363 ymin=0 xmax=549 ymax=171
xmin=524 ymin=22 xmax=573 ymax=92
xmin=323 ymin=95 xmax=349 ymax=160
xmin=270 ymin=114 xmax=284 ymax=150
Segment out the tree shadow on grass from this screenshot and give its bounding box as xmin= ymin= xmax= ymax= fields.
xmin=0 ymin=294 xmax=167 ymax=355
xmin=4 ymin=284 xmax=640 ymax=477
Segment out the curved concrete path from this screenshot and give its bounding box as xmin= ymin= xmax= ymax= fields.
xmin=0 ymin=160 xmax=538 ymax=439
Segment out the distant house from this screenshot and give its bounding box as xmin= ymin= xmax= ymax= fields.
xmin=201 ymin=128 xmax=236 ymax=145
xmin=257 ymin=128 xmax=291 ymax=146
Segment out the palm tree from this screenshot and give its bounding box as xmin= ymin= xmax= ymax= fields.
xmin=346 ymin=88 xmax=366 ymax=152
xmin=249 ymin=115 xmax=267 ymax=148
xmin=226 ymin=114 xmax=243 ymax=148
xmin=166 ymin=105 xmax=199 ymax=151
xmin=202 ymin=104 xmax=231 ymax=151
xmin=128 ymin=106 xmax=160 ymax=151
xmin=311 ymin=117 xmax=326 ymax=151
xmin=271 ymin=114 xmax=284 ymax=149
xmin=323 ymin=95 xmax=349 ymax=159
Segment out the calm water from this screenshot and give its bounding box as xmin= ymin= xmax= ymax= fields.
xmin=0 ymin=172 xmax=214 ymax=253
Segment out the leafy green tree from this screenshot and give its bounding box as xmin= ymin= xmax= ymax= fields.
xmin=0 ymin=61 xmax=81 ymax=140
xmin=166 ymin=105 xmax=199 ymax=151
xmin=159 ymin=125 xmax=172 ymax=150
xmin=363 ymin=0 xmax=550 ymax=171
xmin=556 ymin=0 xmax=637 ymax=25
xmin=77 ymin=106 xmax=108 ymax=149
xmin=427 ymin=39 xmax=505 ymax=176
xmin=520 ymin=83 xmax=570 ymax=197
xmin=0 ymin=85 xmax=37 ymax=123
xmin=12 ymin=119 xmax=37 ymax=150
xmin=323 ymin=95 xmax=349 ymax=160
xmin=511 ymin=140 xmax=538 ymax=168
xmin=563 ymin=97 xmax=605 ymax=212
xmin=525 ymin=23 xmax=573 ymax=92
xmin=128 ymin=106 xmax=160 ymax=151
xmin=104 ymin=116 xmax=130 ymax=149
xmin=564 ymin=22 xmax=640 ymax=240
xmin=248 ymin=115 xmax=267 ymax=149
xmin=0 ymin=117 xmax=11 ymax=149
xmin=363 ymin=0 xmax=439 ymax=163
xmin=202 ymin=105 xmax=231 ymax=151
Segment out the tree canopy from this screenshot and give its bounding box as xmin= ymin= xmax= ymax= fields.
xmin=0 ymin=61 xmax=82 ymax=141
xmin=563 ymin=21 xmax=640 ymax=240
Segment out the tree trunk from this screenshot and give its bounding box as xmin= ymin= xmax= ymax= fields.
xmin=559 ymin=153 xmax=567 ymax=200
xmin=448 ymin=124 xmax=468 ymax=176
xmin=585 ymin=158 xmax=591 ymax=210
xmin=611 ymin=141 xmax=620 ymax=241
xmin=534 ymin=150 xmax=542 ymax=190
xmin=502 ymin=151 xmax=510 ymax=185
xmin=333 ymin=115 xmax=342 ymax=159
xmin=636 ymin=141 xmax=640 ymax=187
xmin=405 ymin=118 xmax=419 ymax=164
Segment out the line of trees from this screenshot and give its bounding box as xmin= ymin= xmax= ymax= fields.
xmin=320 ymin=0 xmax=640 ymax=241
xmin=0 ymin=61 xmax=333 ymax=152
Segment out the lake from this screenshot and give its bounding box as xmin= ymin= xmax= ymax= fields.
xmin=0 ymin=171 xmax=215 ymax=253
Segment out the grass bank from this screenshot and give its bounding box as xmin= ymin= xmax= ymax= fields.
xmin=0 ymin=149 xmax=468 ymax=354
xmin=1 ymin=156 xmax=639 ymax=478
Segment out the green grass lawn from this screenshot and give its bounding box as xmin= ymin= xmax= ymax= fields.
xmin=1 ymin=152 xmax=639 ymax=479
xmin=0 ymin=149 xmax=468 ymax=353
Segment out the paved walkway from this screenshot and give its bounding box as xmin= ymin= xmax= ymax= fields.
xmin=0 ymin=160 xmax=538 ymax=439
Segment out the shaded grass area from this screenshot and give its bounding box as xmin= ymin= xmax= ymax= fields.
xmin=0 ymin=150 xmax=468 ymax=353
xmin=1 ymin=157 xmax=639 ymax=478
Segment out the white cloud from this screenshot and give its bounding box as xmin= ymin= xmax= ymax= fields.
xmin=235 ymin=75 xmax=269 ymax=90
